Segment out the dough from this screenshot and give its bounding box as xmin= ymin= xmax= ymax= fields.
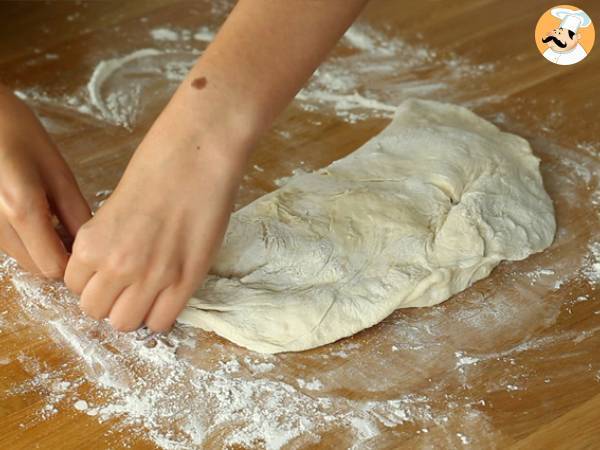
xmin=178 ymin=99 xmax=556 ymax=353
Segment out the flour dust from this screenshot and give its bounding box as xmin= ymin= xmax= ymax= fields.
xmin=3 ymin=11 xmax=600 ymax=450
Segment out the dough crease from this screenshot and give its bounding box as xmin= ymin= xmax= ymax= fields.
xmin=178 ymin=99 xmax=556 ymax=353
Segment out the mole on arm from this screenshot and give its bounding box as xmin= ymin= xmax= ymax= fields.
xmin=191 ymin=76 xmax=207 ymax=90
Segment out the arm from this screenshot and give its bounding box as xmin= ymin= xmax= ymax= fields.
xmin=64 ymin=0 xmax=368 ymax=332
xmin=178 ymin=0 xmax=369 ymax=143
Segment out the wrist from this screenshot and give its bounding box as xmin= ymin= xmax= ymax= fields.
xmin=133 ymin=97 xmax=254 ymax=185
xmin=164 ymin=68 xmax=265 ymax=151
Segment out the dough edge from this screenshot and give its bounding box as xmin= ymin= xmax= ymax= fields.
xmin=178 ymin=99 xmax=556 ymax=354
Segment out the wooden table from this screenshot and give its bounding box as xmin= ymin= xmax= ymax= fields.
xmin=1 ymin=1 xmax=599 ymax=448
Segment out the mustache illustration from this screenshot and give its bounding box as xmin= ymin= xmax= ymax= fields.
xmin=542 ymin=35 xmax=567 ymax=48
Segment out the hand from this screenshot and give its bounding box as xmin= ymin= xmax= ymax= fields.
xmin=0 ymin=86 xmax=91 ymax=277
xmin=63 ymin=0 xmax=366 ymax=331
xmin=64 ymin=97 xmax=249 ymax=332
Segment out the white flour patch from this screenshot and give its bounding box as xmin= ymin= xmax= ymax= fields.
xmin=149 ymin=26 xmax=215 ymax=43
xmin=193 ymin=26 xmax=216 ymax=42
xmin=0 ymin=309 xmax=7 ymax=330
xmin=560 ymin=157 xmax=593 ymax=184
xmin=455 ymin=351 xmax=481 ymax=368
xmin=295 ymin=24 xmax=496 ymax=123
xmin=243 ymin=356 xmax=275 ymax=374
xmin=297 ymin=378 xmax=324 ymax=391
xmin=582 ymin=241 xmax=600 ymax=285
xmin=4 ymin=258 xmax=509 ymax=449
xmin=5 ymin=353 xmax=83 ymax=422
xmin=84 ymin=48 xmax=204 ymax=128
xmin=16 ymin=23 xmax=497 ymax=130
xmin=577 ymin=141 xmax=600 ymax=159
xmin=523 ymin=267 xmax=559 ymax=286
xmin=74 ymin=399 xmax=89 ymax=411
xmin=86 ymin=48 xmax=163 ymax=128
xmin=150 ymin=27 xmax=180 ymax=41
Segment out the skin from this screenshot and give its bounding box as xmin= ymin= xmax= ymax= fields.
xmin=0 ymin=85 xmax=91 ymax=277
xmin=0 ymin=0 xmax=368 ymax=332
xmin=543 ymin=27 xmax=581 ymax=52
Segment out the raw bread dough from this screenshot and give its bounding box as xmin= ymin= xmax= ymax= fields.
xmin=178 ymin=99 xmax=556 ymax=353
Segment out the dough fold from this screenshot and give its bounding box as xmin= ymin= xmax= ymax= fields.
xmin=178 ymin=99 xmax=556 ymax=353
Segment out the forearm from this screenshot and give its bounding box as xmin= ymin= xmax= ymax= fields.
xmin=0 ymin=84 xmax=52 ymax=151
xmin=155 ymin=0 xmax=367 ymax=158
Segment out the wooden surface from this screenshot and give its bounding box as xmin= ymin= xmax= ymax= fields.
xmin=1 ymin=1 xmax=599 ymax=449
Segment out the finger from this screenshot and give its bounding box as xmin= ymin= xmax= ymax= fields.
xmin=0 ymin=219 xmax=39 ymax=274
xmin=79 ymin=272 xmax=126 ymax=321
xmin=108 ymin=284 xmax=159 ymax=332
xmin=47 ymin=172 xmax=92 ymax=238
xmin=144 ymin=283 xmax=193 ymax=332
xmin=64 ymin=254 xmax=95 ymax=295
xmin=10 ymin=201 xmax=68 ymax=279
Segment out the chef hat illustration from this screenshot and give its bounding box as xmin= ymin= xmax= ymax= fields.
xmin=551 ymin=7 xmax=592 ymax=33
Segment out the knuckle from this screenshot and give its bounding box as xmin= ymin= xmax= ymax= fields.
xmin=104 ymin=251 xmax=141 ymax=278
xmin=173 ymin=276 xmax=196 ymax=296
xmin=151 ymin=264 xmax=182 ymax=285
xmin=40 ymin=265 xmax=65 ymax=280
xmin=39 ymin=255 xmax=67 ymax=280
xmin=146 ymin=317 xmax=173 ymax=333
xmin=64 ymin=278 xmax=79 ymax=295
xmin=64 ymin=275 xmax=83 ymax=295
xmin=80 ymin=301 xmax=106 ymax=321
xmin=72 ymin=233 xmax=98 ymax=265
xmin=109 ymin=314 xmax=140 ymax=332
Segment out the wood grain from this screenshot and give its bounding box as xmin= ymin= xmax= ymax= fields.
xmin=0 ymin=0 xmax=599 ymax=449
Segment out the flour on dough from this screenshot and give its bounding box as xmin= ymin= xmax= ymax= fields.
xmin=178 ymin=99 xmax=556 ymax=353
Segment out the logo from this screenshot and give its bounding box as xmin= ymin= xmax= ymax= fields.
xmin=535 ymin=5 xmax=595 ymax=65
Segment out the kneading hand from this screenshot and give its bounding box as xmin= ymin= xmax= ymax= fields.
xmin=64 ymin=96 xmax=248 ymax=332
xmin=64 ymin=0 xmax=367 ymax=332
xmin=0 ymin=85 xmax=91 ymax=277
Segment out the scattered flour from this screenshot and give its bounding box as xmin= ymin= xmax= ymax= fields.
xmin=14 ymin=22 xmax=496 ymax=130
xmin=5 ymin=257 xmax=517 ymax=449
xmin=193 ymin=26 xmax=216 ymax=42
xmin=457 ymin=432 xmax=470 ymax=444
xmin=295 ymin=24 xmax=496 ymax=123
xmin=6 ymin=353 xmax=83 ymax=422
xmin=74 ymin=399 xmax=89 ymax=411
xmin=244 ymin=356 xmax=275 ymax=374
xmin=582 ymin=242 xmax=600 ymax=285
xmin=4 ymin=16 xmax=599 ymax=450
xmin=297 ymin=378 xmax=324 ymax=391
xmin=522 ymin=267 xmax=559 ymax=286
xmin=150 ymin=27 xmax=180 ymax=42
xmin=3 ymin=265 xmax=379 ymax=448
xmin=455 ymin=352 xmax=480 ymax=368
xmin=149 ymin=26 xmax=214 ymax=43
xmin=86 ymin=48 xmax=162 ymax=128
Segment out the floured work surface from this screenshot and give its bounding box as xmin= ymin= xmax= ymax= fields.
xmin=1 ymin=1 xmax=599 ymax=449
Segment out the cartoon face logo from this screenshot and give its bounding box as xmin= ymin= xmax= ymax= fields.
xmin=542 ymin=27 xmax=580 ymax=52
xmin=535 ymin=6 xmax=595 ymax=65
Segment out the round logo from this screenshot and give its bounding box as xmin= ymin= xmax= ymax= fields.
xmin=535 ymin=5 xmax=595 ymax=65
